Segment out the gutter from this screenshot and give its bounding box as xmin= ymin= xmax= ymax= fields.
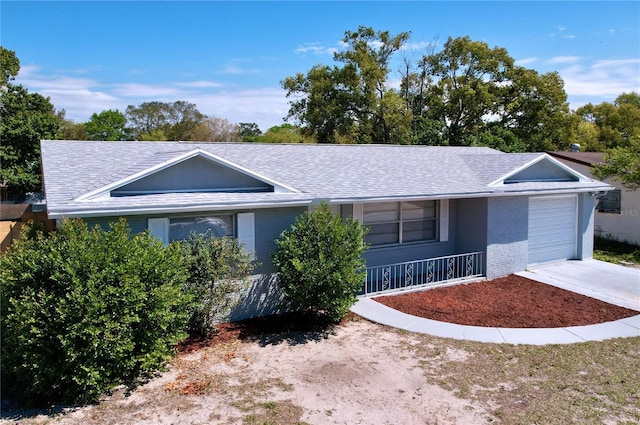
xmin=46 ymin=199 xmax=314 ymax=219
xmin=46 ymin=183 xmax=612 ymax=219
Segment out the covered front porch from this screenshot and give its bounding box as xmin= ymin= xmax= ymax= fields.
xmin=358 ymin=197 xmax=489 ymax=296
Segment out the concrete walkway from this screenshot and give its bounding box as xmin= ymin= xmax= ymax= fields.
xmin=351 ymin=260 xmax=640 ymax=345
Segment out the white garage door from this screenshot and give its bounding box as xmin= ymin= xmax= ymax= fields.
xmin=528 ymin=196 xmax=577 ymax=265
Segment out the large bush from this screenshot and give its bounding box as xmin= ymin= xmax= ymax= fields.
xmin=0 ymin=219 xmax=192 ymax=406
xmin=180 ymin=232 xmax=254 ymax=335
xmin=273 ymin=203 xmax=368 ymax=322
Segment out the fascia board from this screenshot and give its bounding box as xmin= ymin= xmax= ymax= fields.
xmin=75 ymin=148 xmax=299 ymax=201
xmin=330 ymin=183 xmax=612 ymax=204
xmin=46 ymin=198 xmax=314 ymax=219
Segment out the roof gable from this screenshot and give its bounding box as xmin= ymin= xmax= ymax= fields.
xmin=76 ymin=149 xmax=299 ymax=201
xmin=489 ymin=154 xmax=586 ymax=187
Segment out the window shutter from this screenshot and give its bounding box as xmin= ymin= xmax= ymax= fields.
xmin=237 ymin=212 xmax=255 ymax=260
xmin=439 ymin=199 xmax=449 ymax=242
xmin=148 ymin=218 xmax=169 ymax=246
xmin=352 ymin=203 xmax=364 ymax=222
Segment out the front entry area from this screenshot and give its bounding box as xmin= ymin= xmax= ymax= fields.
xmin=528 ymin=195 xmax=578 ymax=265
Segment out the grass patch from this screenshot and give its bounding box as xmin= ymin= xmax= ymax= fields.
xmin=412 ymin=334 xmax=640 ymax=424
xmin=242 ymin=400 xmax=308 ymax=425
xmin=594 ymin=236 xmax=640 ymax=265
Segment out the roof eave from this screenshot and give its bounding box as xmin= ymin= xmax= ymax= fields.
xmin=46 ymin=199 xmax=315 ymax=219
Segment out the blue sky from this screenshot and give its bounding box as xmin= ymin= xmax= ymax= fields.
xmin=2 ymin=1 xmax=639 ymax=132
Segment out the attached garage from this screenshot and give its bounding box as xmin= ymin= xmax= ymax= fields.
xmin=528 ymin=196 xmax=577 ymax=265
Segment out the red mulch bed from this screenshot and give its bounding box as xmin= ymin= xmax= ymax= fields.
xmin=373 ymin=275 xmax=639 ymax=328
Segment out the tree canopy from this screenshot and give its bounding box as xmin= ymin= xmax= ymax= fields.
xmin=84 ymin=109 xmax=128 ymax=141
xmin=0 ymin=47 xmax=59 ymax=197
xmin=592 ymin=139 xmax=640 ymax=190
xmin=283 ymin=26 xmax=411 ymax=144
xmin=574 ymin=92 xmax=640 ymax=151
xmin=190 ymin=116 xmax=241 ymax=142
xmin=125 ymin=101 xmax=205 ymax=141
xmin=588 ymin=92 xmax=640 ymax=189
xmin=282 ymin=29 xmax=571 ymax=151
xmin=413 ymin=37 xmax=569 ymax=151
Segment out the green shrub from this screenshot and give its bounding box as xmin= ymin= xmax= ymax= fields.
xmin=0 ymin=219 xmax=192 ymax=406
xmin=179 ymin=232 xmax=255 ymax=335
xmin=272 ymin=203 xmax=369 ymax=322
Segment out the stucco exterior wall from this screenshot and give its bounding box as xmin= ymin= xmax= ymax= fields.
xmin=253 ymin=207 xmax=306 ymax=274
xmin=577 ymin=193 xmax=596 ymax=260
xmin=455 ymin=197 xmax=488 ymax=254
xmin=486 ymin=196 xmax=529 ymax=279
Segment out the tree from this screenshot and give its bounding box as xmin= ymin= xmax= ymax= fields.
xmin=282 ymin=26 xmax=411 ymax=144
xmin=0 ymin=46 xmax=20 ymax=87
xmin=179 ymin=233 xmax=254 ymax=335
xmin=413 ymin=36 xmax=569 ymax=150
xmin=125 ymin=101 xmax=204 ymax=140
xmin=574 ymin=92 xmax=640 ymax=150
xmin=283 ymin=64 xmax=360 ymax=143
xmin=84 ymin=109 xmax=128 ymax=141
xmin=255 ymin=124 xmax=315 ymax=143
xmin=55 ymin=110 xmax=89 ymax=140
xmin=1 ymin=219 xmax=192 ymax=406
xmin=0 ymin=84 xmax=59 ymax=197
xmin=592 ymin=139 xmax=640 ymax=190
xmin=239 ymin=122 xmax=262 ymax=142
xmin=272 ymin=203 xmax=369 ymax=322
xmin=283 ymin=29 xmax=570 ymax=150
xmin=190 ymin=116 xmax=241 ymax=142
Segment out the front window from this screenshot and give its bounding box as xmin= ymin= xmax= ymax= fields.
xmin=363 ymin=201 xmax=438 ymax=246
xmin=169 ymin=215 xmax=234 ymax=242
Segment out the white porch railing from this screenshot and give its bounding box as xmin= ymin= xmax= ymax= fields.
xmin=362 ymin=251 xmax=485 ymax=297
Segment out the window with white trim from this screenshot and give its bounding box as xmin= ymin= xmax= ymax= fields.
xmin=363 ymin=200 xmax=438 ymax=246
xmin=149 ymin=213 xmax=255 ymax=258
xmin=168 ymin=215 xmax=235 ymax=242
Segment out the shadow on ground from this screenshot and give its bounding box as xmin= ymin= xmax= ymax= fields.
xmin=178 ymin=311 xmax=342 ymax=352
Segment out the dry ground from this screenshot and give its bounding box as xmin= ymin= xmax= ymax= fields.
xmin=3 ymin=276 xmax=639 ymax=424
xmin=2 ymin=315 xmax=639 ymax=425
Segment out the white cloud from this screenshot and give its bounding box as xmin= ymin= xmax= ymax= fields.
xmin=401 ymin=40 xmax=438 ymax=52
xmin=516 ymin=57 xmax=539 ymax=66
xmin=12 ymin=66 xmax=288 ymax=131
xmin=558 ymin=58 xmax=640 ymax=98
xmin=175 ymin=80 xmax=224 ymax=88
xmin=215 ymin=65 xmax=260 ymax=75
xmin=547 ymin=56 xmax=582 ymax=64
xmin=185 ymin=87 xmax=289 ymax=131
xmin=110 ymin=83 xmax=185 ymax=98
xmin=295 ymin=42 xmax=336 ymax=56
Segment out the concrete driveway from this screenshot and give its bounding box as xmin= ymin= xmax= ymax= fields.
xmin=518 ymin=259 xmax=640 ymax=311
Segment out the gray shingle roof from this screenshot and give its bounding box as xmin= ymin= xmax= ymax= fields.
xmin=40 ymin=140 xmax=611 ymax=218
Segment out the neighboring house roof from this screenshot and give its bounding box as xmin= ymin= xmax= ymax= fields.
xmin=41 ymin=141 xmax=611 ymax=218
xmin=547 ymin=151 xmax=606 ymax=167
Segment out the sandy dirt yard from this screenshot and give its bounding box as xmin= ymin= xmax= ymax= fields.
xmin=3 ymin=318 xmax=494 ymax=425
